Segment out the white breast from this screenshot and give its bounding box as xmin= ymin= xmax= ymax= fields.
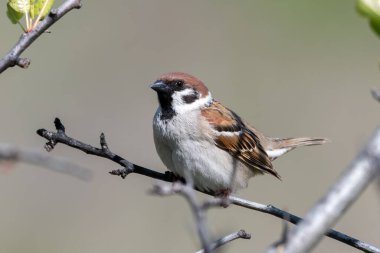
xmin=153 ymin=108 xmax=255 ymax=192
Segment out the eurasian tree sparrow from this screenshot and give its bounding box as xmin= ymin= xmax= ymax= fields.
xmin=151 ymin=72 xmax=328 ymax=194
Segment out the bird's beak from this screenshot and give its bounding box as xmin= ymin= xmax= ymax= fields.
xmin=150 ymin=80 xmax=168 ymax=93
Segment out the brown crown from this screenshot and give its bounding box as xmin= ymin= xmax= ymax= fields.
xmin=158 ymin=72 xmax=209 ymax=97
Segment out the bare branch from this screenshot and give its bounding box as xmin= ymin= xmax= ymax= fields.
xmin=37 ymin=118 xmax=172 ymax=182
xmin=151 ymin=182 xmax=250 ymax=253
xmin=0 ymin=0 xmax=82 ymax=73
xmin=0 ymin=143 xmax=92 ymax=181
xmin=230 ymin=196 xmax=380 ymax=253
xmin=36 ymin=118 xmax=380 ymax=253
xmin=195 ymin=229 xmax=251 ymax=253
xmin=278 ymin=128 xmax=380 ymax=253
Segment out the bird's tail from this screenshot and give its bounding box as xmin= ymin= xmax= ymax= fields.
xmin=272 ymin=137 xmax=329 ymax=148
xmin=266 ymin=137 xmax=329 ymax=160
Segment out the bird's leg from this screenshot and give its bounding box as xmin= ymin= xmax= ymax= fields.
xmin=215 ymin=189 xmax=232 ymax=208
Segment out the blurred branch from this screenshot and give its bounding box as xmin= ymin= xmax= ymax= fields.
xmin=0 ymin=143 xmax=92 ymax=180
xmin=266 ymin=209 xmax=290 ymax=253
xmin=230 ymin=196 xmax=379 ymax=253
xmin=0 ymin=0 xmax=82 ymax=73
xmin=151 ymin=182 xmax=250 ymax=253
xmin=195 ymin=229 xmax=251 ymax=253
xmin=151 ymin=182 xmax=212 ymax=253
xmin=371 ymin=89 xmax=380 ymax=103
xmin=271 ymin=128 xmax=380 ymax=253
xmin=36 ymin=118 xmax=380 ymax=253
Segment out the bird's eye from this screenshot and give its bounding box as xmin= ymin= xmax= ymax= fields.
xmin=174 ymin=80 xmax=184 ymax=87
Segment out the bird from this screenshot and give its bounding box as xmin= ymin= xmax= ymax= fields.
xmin=151 ymin=72 xmax=328 ymax=194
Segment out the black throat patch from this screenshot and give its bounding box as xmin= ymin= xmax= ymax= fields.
xmin=157 ymin=93 xmax=176 ymax=120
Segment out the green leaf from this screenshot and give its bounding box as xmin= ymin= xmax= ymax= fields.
xmin=370 ymin=18 xmax=380 ymax=37
xmin=357 ymin=0 xmax=380 ymax=17
xmin=32 ymin=0 xmax=54 ymax=20
xmin=357 ymin=0 xmax=380 ymax=36
xmin=8 ymin=0 xmax=30 ymax=14
xmin=6 ymin=2 xmax=24 ymax=24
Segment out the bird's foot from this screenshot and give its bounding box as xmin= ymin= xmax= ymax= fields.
xmin=215 ymin=189 xmax=232 ymax=208
xmin=164 ymin=171 xmax=185 ymax=183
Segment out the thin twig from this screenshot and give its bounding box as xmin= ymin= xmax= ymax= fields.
xmin=276 ymin=128 xmax=380 ymax=253
xmin=37 ymin=118 xmax=171 ymax=182
xmin=195 ymin=229 xmax=251 ymax=253
xmin=0 ymin=0 xmax=82 ymax=73
xmin=0 ymin=143 xmax=92 ymax=181
xmin=36 ymin=118 xmax=380 ymax=253
xmin=231 ymin=196 xmax=379 ymax=253
xmin=151 ymin=182 xmax=250 ymax=253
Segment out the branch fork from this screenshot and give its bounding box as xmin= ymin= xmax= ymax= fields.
xmin=0 ymin=0 xmax=82 ymax=73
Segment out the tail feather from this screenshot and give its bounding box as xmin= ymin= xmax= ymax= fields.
xmin=266 ymin=137 xmax=329 ymax=160
xmin=273 ymin=137 xmax=329 ymax=148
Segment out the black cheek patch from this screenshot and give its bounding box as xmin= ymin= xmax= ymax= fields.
xmin=182 ymin=92 xmax=199 ymax=104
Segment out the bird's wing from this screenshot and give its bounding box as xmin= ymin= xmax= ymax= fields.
xmin=201 ymin=101 xmax=280 ymax=179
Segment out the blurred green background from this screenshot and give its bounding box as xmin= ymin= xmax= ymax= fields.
xmin=1 ymin=1 xmax=379 ymax=252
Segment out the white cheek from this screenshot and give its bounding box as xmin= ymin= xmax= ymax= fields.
xmin=172 ymin=90 xmax=212 ymax=114
xmin=171 ymin=88 xmax=193 ymax=108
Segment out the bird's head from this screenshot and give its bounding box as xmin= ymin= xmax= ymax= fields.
xmin=151 ymin=72 xmax=212 ymax=114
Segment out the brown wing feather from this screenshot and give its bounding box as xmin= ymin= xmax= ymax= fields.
xmin=202 ymin=101 xmax=280 ymax=179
